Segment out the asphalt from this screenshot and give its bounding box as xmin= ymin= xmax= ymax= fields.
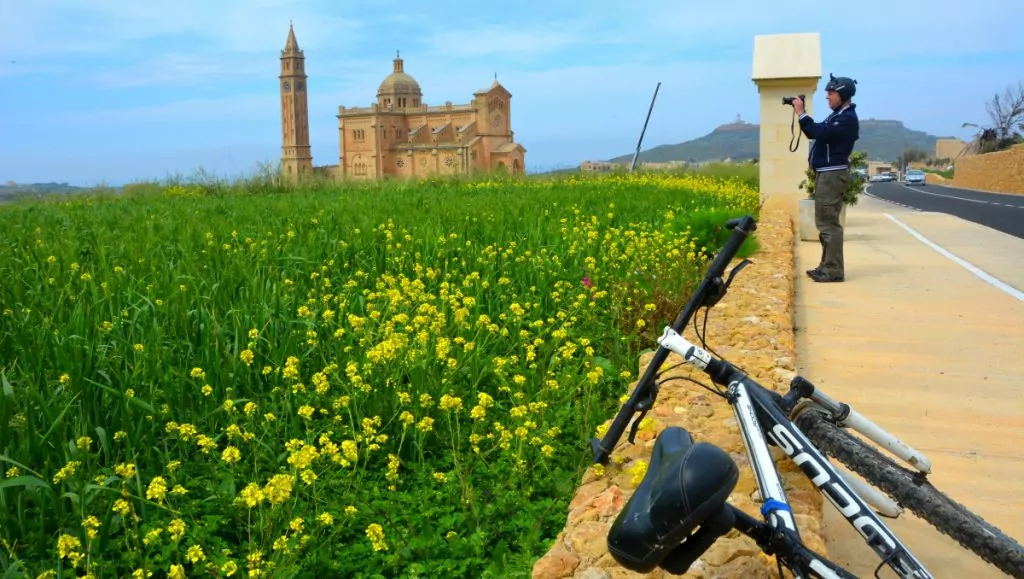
xmin=865 ymin=181 xmax=1024 ymax=239
xmin=794 ymin=196 xmax=1024 ymax=577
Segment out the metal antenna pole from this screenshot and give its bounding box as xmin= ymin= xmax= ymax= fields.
xmin=630 ymin=82 xmax=662 ymax=173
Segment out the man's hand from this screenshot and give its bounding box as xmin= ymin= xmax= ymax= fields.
xmin=793 ymin=96 xmax=806 ymax=116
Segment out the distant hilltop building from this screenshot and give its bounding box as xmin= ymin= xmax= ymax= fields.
xmin=279 ymin=24 xmax=526 ymax=182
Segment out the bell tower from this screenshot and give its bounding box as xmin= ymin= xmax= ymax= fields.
xmin=280 ymin=23 xmax=313 ymax=181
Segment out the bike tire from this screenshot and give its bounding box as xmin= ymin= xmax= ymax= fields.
xmin=795 ymin=408 xmax=1024 ymax=579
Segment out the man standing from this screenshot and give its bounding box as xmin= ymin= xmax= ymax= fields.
xmin=793 ymin=74 xmax=860 ymax=283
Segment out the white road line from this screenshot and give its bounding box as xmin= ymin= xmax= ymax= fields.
xmin=864 ymin=190 xmax=921 ymax=211
xmin=899 ymin=184 xmax=1024 ymax=208
xmin=883 ymin=213 xmax=1024 ymax=302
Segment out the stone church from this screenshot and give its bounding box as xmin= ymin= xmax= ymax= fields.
xmin=279 ymin=24 xmax=527 ymax=181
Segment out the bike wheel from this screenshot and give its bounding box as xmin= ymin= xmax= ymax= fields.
xmin=795 ymin=408 xmax=1024 ymax=579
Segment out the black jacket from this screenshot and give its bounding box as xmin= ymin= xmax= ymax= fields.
xmin=798 ymin=103 xmax=860 ymax=172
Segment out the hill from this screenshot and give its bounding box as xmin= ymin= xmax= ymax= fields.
xmin=0 ymin=182 xmax=118 ymax=203
xmin=608 ymin=118 xmax=950 ymax=164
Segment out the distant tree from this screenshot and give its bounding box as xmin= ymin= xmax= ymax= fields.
xmin=963 ymin=80 xmax=1024 ymax=154
xmin=896 ymin=148 xmax=928 ymax=166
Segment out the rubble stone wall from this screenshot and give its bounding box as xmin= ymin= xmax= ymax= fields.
xmin=532 ymin=199 xmax=824 ymax=579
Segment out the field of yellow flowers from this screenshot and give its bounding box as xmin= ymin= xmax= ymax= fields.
xmin=0 ymin=168 xmax=759 ymax=578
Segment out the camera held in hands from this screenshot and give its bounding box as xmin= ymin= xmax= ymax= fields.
xmin=782 ymin=94 xmax=806 ymax=106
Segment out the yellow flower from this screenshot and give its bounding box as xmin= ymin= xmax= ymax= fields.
xmin=56 ymin=534 xmax=81 ymax=558
xmin=112 ymin=499 xmax=132 ymax=516
xmin=630 ymin=459 xmax=649 ymax=487
xmin=221 ymin=446 xmax=241 ymax=464
xmin=146 ymin=476 xmax=168 ymax=503
xmin=167 ymin=519 xmax=186 ymax=541
xmin=264 ymin=474 xmax=294 ymax=505
xmin=236 ymin=483 xmax=265 ymax=508
xmin=52 ymin=461 xmax=80 ymax=484
xmin=365 ymin=523 xmax=388 ymax=552
xmin=438 ymin=394 xmax=462 ymax=412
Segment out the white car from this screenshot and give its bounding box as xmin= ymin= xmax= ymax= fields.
xmin=905 ymin=170 xmax=926 ymax=186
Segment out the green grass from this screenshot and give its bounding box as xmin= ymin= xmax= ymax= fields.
xmin=0 ymin=168 xmax=759 ymax=578
xmin=922 ymin=168 xmax=954 ymax=179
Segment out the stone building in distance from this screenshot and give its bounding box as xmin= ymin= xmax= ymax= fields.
xmin=279 ymin=24 xmax=526 ymax=182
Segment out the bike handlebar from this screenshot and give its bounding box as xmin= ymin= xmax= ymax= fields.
xmin=589 ymin=215 xmax=757 ymax=464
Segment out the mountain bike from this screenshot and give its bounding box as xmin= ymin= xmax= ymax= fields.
xmin=589 ymin=215 xmax=1024 ymax=578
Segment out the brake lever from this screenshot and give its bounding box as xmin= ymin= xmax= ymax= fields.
xmin=724 ymin=258 xmax=752 ymax=289
xmin=626 ymin=383 xmax=660 ymax=443
xmin=701 ymin=258 xmax=752 ymax=309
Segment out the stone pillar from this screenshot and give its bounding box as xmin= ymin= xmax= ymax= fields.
xmin=752 ymin=33 xmax=821 ymax=200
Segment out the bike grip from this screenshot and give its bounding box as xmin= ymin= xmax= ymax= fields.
xmin=706 ymin=216 xmax=755 ymax=277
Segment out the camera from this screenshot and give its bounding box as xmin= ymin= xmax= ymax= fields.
xmin=782 ymin=94 xmax=806 ymax=106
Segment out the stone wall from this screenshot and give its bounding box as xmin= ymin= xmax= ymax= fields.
xmin=532 ymin=199 xmax=824 ymax=579
xmin=952 ymin=144 xmax=1024 ymax=195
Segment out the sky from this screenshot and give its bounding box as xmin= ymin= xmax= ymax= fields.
xmin=2 ymin=0 xmax=1023 ymax=186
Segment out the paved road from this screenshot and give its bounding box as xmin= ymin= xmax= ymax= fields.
xmin=865 ymin=181 xmax=1024 ymax=239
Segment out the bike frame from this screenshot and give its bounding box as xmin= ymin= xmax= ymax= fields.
xmin=658 ymin=326 xmax=933 ymax=579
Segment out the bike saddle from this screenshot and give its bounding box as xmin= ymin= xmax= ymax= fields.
xmin=607 ymin=426 xmax=740 ymax=574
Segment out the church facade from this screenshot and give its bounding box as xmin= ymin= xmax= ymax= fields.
xmin=279 ymin=25 xmax=526 ymax=182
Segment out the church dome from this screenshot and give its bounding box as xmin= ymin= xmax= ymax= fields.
xmin=377 ymin=53 xmax=422 ymax=96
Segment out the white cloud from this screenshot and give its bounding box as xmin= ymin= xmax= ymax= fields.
xmin=421 ymin=23 xmax=608 ymax=60
xmin=0 ymin=0 xmax=363 ymax=59
xmin=86 ymin=54 xmax=276 ymax=88
xmin=53 ymin=93 xmax=278 ymax=124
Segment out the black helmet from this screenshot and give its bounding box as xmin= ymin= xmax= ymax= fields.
xmin=825 ymin=73 xmax=857 ymax=101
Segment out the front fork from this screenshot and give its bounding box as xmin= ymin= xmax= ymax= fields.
xmin=780 ymin=376 xmax=935 ymax=518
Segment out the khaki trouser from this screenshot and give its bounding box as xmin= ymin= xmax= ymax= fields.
xmin=814 ymin=169 xmax=849 ymax=278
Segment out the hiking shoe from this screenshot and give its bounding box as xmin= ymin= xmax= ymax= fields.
xmin=809 ymin=270 xmax=844 ymax=283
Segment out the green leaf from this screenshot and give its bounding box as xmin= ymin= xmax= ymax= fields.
xmin=592 ymin=356 xmax=614 ymax=372
xmin=3 ymin=561 xmax=24 ymax=579
xmin=87 ymin=379 xmax=156 ymax=414
xmin=1 ymin=372 xmax=12 ymax=399
xmin=0 ymin=475 xmax=51 ymax=492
